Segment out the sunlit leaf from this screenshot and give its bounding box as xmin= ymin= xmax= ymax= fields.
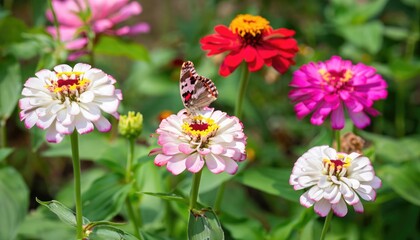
xmin=0 ymin=56 xmax=21 ymax=120
xmin=188 ymin=208 xmax=224 ymax=240
xmin=0 ymin=148 xmax=13 ymax=163
xmin=0 ymin=167 xmax=29 ymax=240
xmin=94 ymin=36 xmax=149 ymax=61
xmin=82 ymin=173 xmax=131 ymax=221
xmin=141 ymin=192 xmax=187 ymax=203
xmin=338 ymin=21 xmax=384 ymax=54
xmin=36 ymin=198 xmax=90 ymax=226
xmin=88 ymin=225 xmax=139 ymax=240
xmin=235 ymin=167 xmax=301 ymax=202
xmin=380 ymin=162 xmax=420 ymax=206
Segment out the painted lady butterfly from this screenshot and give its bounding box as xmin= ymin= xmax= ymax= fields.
xmin=179 ymin=61 xmax=218 ymax=115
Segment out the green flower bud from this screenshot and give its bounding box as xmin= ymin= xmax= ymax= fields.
xmin=118 ymin=111 xmax=143 ymax=139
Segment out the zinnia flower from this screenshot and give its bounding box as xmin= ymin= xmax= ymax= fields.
xmin=289 ymin=56 xmax=388 ymax=129
xmin=19 ymin=63 xmax=122 ymax=143
xmin=200 ymin=14 xmax=298 ymax=77
xmin=289 ymin=146 xmax=381 ymax=217
xmin=46 ymin=0 xmax=150 ymax=60
xmin=149 ymin=108 xmax=247 ymax=175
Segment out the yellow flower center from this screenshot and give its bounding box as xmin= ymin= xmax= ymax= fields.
xmin=182 ymin=115 xmax=219 ymax=145
xmin=229 ymin=14 xmax=271 ymax=37
xmin=323 ymin=153 xmax=351 ymax=176
xmin=319 ymin=69 xmax=353 ymax=85
xmin=45 ymin=72 xmax=90 ymax=101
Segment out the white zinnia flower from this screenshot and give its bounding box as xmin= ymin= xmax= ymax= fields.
xmin=289 ymin=145 xmax=381 ymax=217
xmin=149 ymin=108 xmax=247 ymax=175
xmin=19 ymin=63 xmax=122 ymax=143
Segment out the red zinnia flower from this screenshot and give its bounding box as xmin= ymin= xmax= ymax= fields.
xmin=200 ymin=14 xmax=299 ymax=77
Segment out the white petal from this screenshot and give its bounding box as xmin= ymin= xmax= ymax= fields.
xmin=93 ymin=85 xmax=115 ymax=96
xmin=205 ymin=153 xmax=226 ymax=174
xmin=223 ymin=158 xmax=239 ymax=174
xmin=73 ymin=63 xmax=91 ymax=72
xmin=166 ymin=154 xmax=187 ymax=175
xmin=75 ymin=117 xmax=94 ymax=134
xmin=352 ymin=201 xmax=364 ymax=213
xmin=79 ymin=91 xmax=95 ymax=103
xmin=36 ymin=114 xmax=56 ymax=129
xmin=56 ymin=121 xmax=75 ymax=134
xmin=314 ymin=199 xmax=332 ymax=217
xmin=70 ymin=102 xmax=81 ymax=115
xmin=300 ymin=191 xmax=315 ymax=207
xmin=80 ymin=103 xmax=101 ymax=121
xmin=93 ymin=115 xmax=111 ymax=132
xmin=23 ymin=111 xmax=38 ymax=128
xmin=332 ymin=198 xmax=348 ymax=217
xmin=186 ymin=153 xmax=205 ymax=173
xmin=54 ymin=64 xmax=72 ymax=73
xmin=46 ymin=127 xmax=64 ymax=143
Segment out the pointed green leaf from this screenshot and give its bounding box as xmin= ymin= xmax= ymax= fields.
xmin=0 ymin=56 xmax=21 ymax=120
xmin=141 ymin=192 xmax=187 ymax=203
xmin=36 ymin=198 xmax=90 ymax=226
xmin=188 ymin=208 xmax=224 ymax=240
xmin=0 ymin=167 xmax=29 ymax=240
xmin=381 ymin=162 xmax=420 ymax=206
xmin=338 ymin=21 xmax=384 ymax=54
xmin=82 ymin=173 xmax=131 ymax=221
xmin=88 ymin=225 xmax=139 ymax=240
xmin=94 ymin=36 xmax=149 ymax=61
xmin=0 ymin=148 xmax=13 ymax=163
xmin=235 ymin=167 xmax=301 ymax=202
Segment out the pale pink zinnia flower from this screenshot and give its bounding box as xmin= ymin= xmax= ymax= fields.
xmin=289 ymin=56 xmax=387 ymax=129
xmin=289 ymin=146 xmax=381 ymax=217
xmin=46 ymin=0 xmax=150 ymax=60
xmin=149 ymin=108 xmax=247 ymax=175
xmin=19 ymin=63 xmax=122 ymax=143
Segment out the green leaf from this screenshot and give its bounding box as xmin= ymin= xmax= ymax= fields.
xmin=0 ymin=56 xmax=21 ymax=120
xmin=235 ymin=167 xmax=301 ymax=202
xmin=380 ymin=162 xmax=420 ymax=206
xmin=389 ymin=59 xmax=420 ymax=81
xmin=188 ymin=208 xmax=224 ymax=240
xmin=82 ymin=173 xmax=131 ymax=221
xmin=36 ymin=198 xmax=90 ymax=226
xmin=0 ymin=147 xmax=13 ymax=163
xmin=141 ymin=192 xmax=187 ymax=203
xmin=361 ymin=132 xmax=420 ymax=163
xmin=325 ymin=0 xmax=388 ymax=25
xmin=0 ymin=167 xmax=29 ymax=240
xmin=0 ymin=16 xmax=27 ymax=46
xmin=94 ymin=36 xmax=149 ymax=61
xmin=88 ymin=225 xmax=139 ymax=240
xmin=338 ymin=21 xmax=384 ymax=54
xmin=384 ymin=26 xmax=409 ymax=40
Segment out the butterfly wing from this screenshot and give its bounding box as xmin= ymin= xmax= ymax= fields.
xmin=179 ymin=61 xmax=218 ymax=115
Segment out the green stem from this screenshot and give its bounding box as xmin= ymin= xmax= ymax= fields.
xmin=234 ymin=63 xmax=250 ymax=118
xmin=214 ymin=63 xmax=250 ymax=213
xmin=125 ymin=198 xmax=142 ymax=239
xmin=335 ymin=130 xmax=341 ymax=151
xmin=70 ymin=132 xmax=83 ymax=239
xmin=189 ymin=169 xmax=203 ymax=210
xmin=320 ymin=211 xmax=333 ymax=240
xmin=0 ymin=119 xmax=6 ymax=148
xmin=48 ymin=0 xmax=61 ymax=44
xmin=125 ymin=139 xmax=135 ymax=183
xmin=124 ymin=138 xmax=143 ymax=239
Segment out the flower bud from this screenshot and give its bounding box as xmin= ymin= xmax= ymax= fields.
xmin=118 ymin=111 xmax=143 ymax=139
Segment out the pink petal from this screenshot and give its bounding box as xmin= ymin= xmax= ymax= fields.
xmin=332 ymin=198 xmax=348 ymax=217
xmin=205 ymin=153 xmax=226 ymax=174
xmin=331 ymin=103 xmax=345 ymax=129
xmin=186 ymin=154 xmax=205 ymax=173
xmin=314 ymin=199 xmax=332 ymax=217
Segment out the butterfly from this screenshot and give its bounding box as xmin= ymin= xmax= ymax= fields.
xmin=179 ymin=61 xmax=218 ymax=115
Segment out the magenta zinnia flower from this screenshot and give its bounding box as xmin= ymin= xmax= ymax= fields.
xmin=290 ymin=146 xmax=381 ymax=217
xmin=46 ymin=0 xmax=150 ymax=60
xmin=200 ymin=14 xmax=298 ymax=77
xmin=289 ymin=56 xmax=388 ymax=129
xmin=149 ymin=108 xmax=247 ymax=175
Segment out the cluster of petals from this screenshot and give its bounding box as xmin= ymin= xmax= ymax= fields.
xmin=290 ymin=145 xmax=381 ymax=217
xmin=149 ymin=108 xmax=247 ymax=175
xmin=200 ymin=14 xmax=298 ymax=77
xmin=289 ymin=56 xmax=388 ymax=129
xmin=19 ymin=63 xmax=122 ymax=143
xmin=46 ymin=0 xmax=150 ymax=60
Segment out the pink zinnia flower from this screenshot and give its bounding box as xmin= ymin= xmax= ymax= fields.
xmin=19 ymin=63 xmax=122 ymax=143
xmin=289 ymin=56 xmax=388 ymax=129
xmin=200 ymin=14 xmax=298 ymax=77
xmin=290 ymin=146 xmax=381 ymax=217
xmin=149 ymin=108 xmax=247 ymax=175
xmin=46 ymin=0 xmax=150 ymax=60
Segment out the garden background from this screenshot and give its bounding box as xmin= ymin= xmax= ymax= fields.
xmin=0 ymin=0 xmax=419 ymax=239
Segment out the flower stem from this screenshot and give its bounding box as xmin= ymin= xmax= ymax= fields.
xmin=189 ymin=169 xmax=203 ymax=210
xmin=335 ymin=130 xmax=341 ymax=151
xmin=320 ymin=211 xmax=333 ymax=240
xmin=234 ymin=63 xmax=251 ymax=118
xmin=0 ymin=119 xmax=6 ymax=148
xmin=214 ymin=63 xmax=250 ymax=213
xmin=395 ymin=83 xmax=406 ymax=138
xmin=70 ymin=131 xmax=83 ymax=239
xmin=124 ymin=138 xmax=142 ymax=239
xmin=48 ymin=0 xmax=61 ymax=44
